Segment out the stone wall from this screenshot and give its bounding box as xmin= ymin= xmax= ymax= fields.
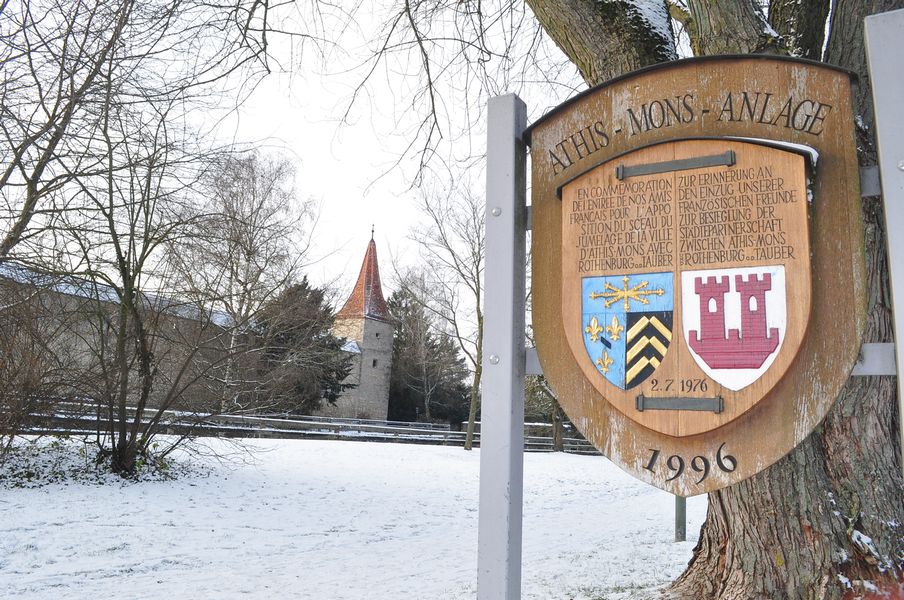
xmin=319 ymin=316 xmax=394 ymax=420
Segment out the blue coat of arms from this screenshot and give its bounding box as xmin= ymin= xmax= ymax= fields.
xmin=582 ymin=272 xmax=674 ymax=389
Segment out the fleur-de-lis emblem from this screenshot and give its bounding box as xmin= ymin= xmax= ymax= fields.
xmin=595 ymin=350 xmax=614 ymax=374
xmin=584 ymin=316 xmax=605 ymax=343
xmin=605 ymin=315 xmax=624 ymax=341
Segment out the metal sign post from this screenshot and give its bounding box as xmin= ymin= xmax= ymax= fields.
xmin=866 ymin=8 xmax=904 ymax=479
xmin=477 ymin=93 xmax=527 ymax=600
xmin=675 ymin=496 xmax=686 ymax=542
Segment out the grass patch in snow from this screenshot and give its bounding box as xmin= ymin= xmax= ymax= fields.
xmin=0 ymin=435 xmax=209 ymax=487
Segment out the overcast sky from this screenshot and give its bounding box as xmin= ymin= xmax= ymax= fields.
xmin=226 ymin=69 xmax=422 ymax=301
xmin=220 ymin=5 xmax=584 ymax=306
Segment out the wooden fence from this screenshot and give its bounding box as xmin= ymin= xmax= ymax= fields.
xmin=18 ymin=405 xmax=600 ymax=455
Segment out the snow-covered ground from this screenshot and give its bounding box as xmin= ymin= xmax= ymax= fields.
xmin=0 ymin=439 xmax=706 ymax=599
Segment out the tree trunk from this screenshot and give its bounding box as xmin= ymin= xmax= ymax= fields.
xmin=525 ymin=0 xmax=676 ymax=85
xmin=422 ymin=355 xmax=432 ymax=421
xmin=666 ymin=2 xmax=904 ymax=598
xmin=465 ymin=312 xmax=483 ymax=450
xmin=824 ymin=0 xmax=903 ymax=164
xmin=686 ymin=0 xmax=780 ymax=55
xmin=220 ymin=330 xmax=238 ymax=413
xmin=768 ymin=0 xmax=829 ymax=60
xmin=464 ymin=361 xmax=482 ymax=450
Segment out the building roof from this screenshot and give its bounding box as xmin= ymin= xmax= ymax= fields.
xmin=0 ymin=261 xmax=232 ymax=327
xmin=340 ymin=340 xmax=361 ymax=354
xmin=335 ymin=239 xmax=391 ymax=322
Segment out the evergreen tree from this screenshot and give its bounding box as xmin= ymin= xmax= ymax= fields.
xmin=253 ymin=277 xmax=353 ymax=414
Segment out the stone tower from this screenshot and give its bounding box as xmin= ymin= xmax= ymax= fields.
xmin=319 ymin=237 xmax=394 ymax=420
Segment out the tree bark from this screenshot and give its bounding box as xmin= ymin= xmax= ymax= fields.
xmin=666 ymin=2 xmax=904 ymax=598
xmin=464 ymin=335 xmax=482 ymax=450
xmin=768 ymin=0 xmax=829 ymax=60
xmin=525 ymin=0 xmax=676 ymax=86
xmin=825 ymin=0 xmax=904 ymax=164
xmin=685 ymin=0 xmax=782 ymax=56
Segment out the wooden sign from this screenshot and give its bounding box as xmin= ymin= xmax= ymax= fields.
xmin=527 ymin=57 xmax=865 ymax=496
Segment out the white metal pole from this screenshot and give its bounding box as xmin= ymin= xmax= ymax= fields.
xmin=865 ymin=9 xmax=904 ymax=477
xmin=477 ymin=93 xmax=527 ymax=600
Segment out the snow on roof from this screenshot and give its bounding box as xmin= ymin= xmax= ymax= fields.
xmin=0 ymin=261 xmax=232 ymax=327
xmin=341 ymin=340 xmax=361 ymax=354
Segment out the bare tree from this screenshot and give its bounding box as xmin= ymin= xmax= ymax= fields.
xmin=0 ymin=0 xmax=133 ymax=259
xmin=407 ymin=183 xmax=484 ymax=448
xmin=524 ymin=375 xmax=565 ymax=452
xmin=524 ymin=323 xmax=566 ymax=452
xmin=166 ymin=151 xmax=312 ymax=411
xmin=0 ymin=272 xmax=81 ymax=457
xmin=48 ymin=78 xmax=230 ymax=473
xmin=326 ymin=0 xmax=582 ymax=186
xmin=0 ymin=0 xmax=325 ymax=475
xmin=23 ymin=15 xmax=260 ymax=473
xmin=0 ymin=0 xmax=312 ymax=263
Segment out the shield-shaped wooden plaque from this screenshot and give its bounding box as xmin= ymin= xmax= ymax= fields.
xmin=527 ymin=57 xmax=865 ymax=496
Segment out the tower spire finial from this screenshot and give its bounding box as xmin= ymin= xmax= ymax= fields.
xmin=371 ymin=224 xmax=374 ymax=240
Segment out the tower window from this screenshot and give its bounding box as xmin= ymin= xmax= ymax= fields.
xmin=375 ymin=332 xmax=380 ymax=338
xmin=372 ymin=359 xmax=378 ymax=368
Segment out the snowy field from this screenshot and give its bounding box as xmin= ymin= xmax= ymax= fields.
xmin=0 ymin=439 xmax=706 ymax=599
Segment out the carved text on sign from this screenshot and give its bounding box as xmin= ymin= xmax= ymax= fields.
xmin=549 ymin=91 xmax=834 ymax=175
xmin=561 ymin=138 xmax=811 ymax=437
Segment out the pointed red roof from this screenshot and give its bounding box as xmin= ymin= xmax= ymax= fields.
xmin=336 ymin=239 xmax=391 ymax=322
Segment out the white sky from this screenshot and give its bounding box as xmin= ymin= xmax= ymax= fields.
xmin=216 ymin=4 xmax=585 ymax=306
xmin=226 ymin=68 xmax=422 ymax=301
